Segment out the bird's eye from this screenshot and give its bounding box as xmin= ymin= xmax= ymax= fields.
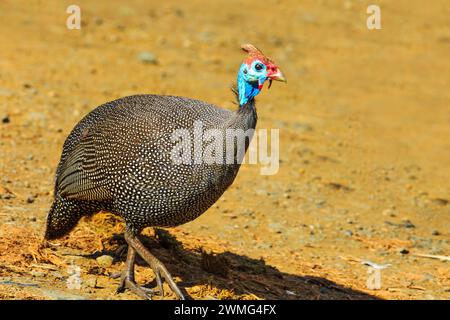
xmin=254 ymin=63 xmax=263 ymax=71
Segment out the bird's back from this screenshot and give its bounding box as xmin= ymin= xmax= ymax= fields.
xmin=56 ymin=94 xmax=231 ymax=176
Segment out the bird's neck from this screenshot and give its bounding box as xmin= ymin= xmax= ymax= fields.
xmin=215 ymin=97 xmax=257 ymax=166
xmin=224 ymin=98 xmax=257 ymax=132
xmin=237 ymin=98 xmax=258 ymax=130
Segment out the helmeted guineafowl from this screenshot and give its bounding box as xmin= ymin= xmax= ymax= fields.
xmin=45 ymin=44 xmax=285 ymax=299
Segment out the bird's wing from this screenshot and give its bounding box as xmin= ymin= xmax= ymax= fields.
xmin=56 ymin=126 xmax=113 ymax=201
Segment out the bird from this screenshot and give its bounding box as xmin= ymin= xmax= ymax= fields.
xmin=44 ymin=44 xmax=285 ymax=299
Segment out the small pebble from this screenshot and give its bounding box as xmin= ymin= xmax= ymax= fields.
xmin=96 ymin=255 xmax=114 ymax=268
xmin=2 ymin=115 xmax=10 ymax=124
xmin=431 ymin=230 xmax=440 ymax=236
xmin=138 ymin=51 xmax=158 ymax=64
xmin=26 ymin=195 xmax=35 ymax=204
xmin=402 ymin=219 xmax=415 ymax=229
xmin=399 ymin=248 xmax=410 ymax=255
xmin=431 ymin=198 xmax=448 ymax=206
xmin=382 ymin=209 xmax=396 ymax=217
xmin=268 ymin=222 xmax=283 ymax=234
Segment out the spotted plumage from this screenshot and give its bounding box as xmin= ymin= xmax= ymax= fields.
xmin=45 ymin=94 xmax=255 ymax=238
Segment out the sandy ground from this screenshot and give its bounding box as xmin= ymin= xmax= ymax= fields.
xmin=0 ymin=0 xmax=449 ymax=300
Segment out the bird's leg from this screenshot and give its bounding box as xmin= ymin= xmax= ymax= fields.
xmin=110 ymin=245 xmax=155 ymax=300
xmin=124 ymin=229 xmax=185 ymax=300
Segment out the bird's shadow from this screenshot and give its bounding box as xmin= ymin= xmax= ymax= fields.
xmin=83 ymin=229 xmax=380 ymax=300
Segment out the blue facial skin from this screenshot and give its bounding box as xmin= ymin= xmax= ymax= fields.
xmin=237 ymin=60 xmax=268 ymax=106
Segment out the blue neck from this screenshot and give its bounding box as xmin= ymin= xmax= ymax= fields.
xmin=237 ymin=64 xmax=263 ymax=106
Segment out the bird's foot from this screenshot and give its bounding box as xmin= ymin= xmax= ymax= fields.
xmin=110 ymin=244 xmax=161 ymax=300
xmin=125 ymin=230 xmax=185 ymax=300
xmin=110 ymin=270 xmax=158 ymax=300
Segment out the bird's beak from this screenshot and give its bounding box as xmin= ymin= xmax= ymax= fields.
xmin=266 ymin=66 xmax=286 ymax=89
xmin=267 ymin=67 xmax=287 ymax=83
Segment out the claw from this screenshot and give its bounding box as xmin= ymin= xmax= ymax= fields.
xmin=112 ymin=245 xmax=153 ymax=299
xmin=120 ymin=277 xmax=154 ymax=300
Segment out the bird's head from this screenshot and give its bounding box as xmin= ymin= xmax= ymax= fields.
xmin=237 ymin=44 xmax=286 ymax=106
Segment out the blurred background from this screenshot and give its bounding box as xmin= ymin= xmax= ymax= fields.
xmin=0 ymin=0 xmax=449 ymax=299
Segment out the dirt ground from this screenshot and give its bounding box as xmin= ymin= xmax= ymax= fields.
xmin=0 ymin=0 xmax=449 ymax=300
